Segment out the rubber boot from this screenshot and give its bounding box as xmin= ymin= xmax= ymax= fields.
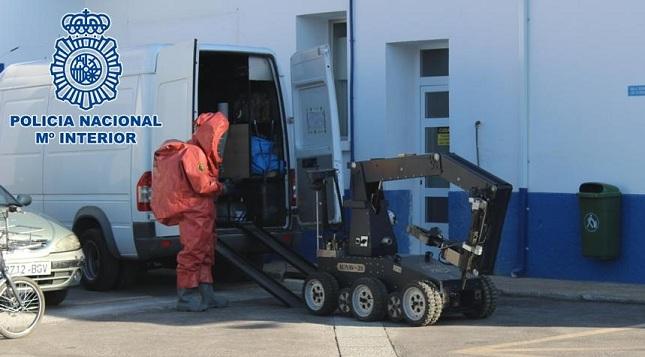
xmin=177 ymin=288 xmax=208 ymax=312
xmin=199 ymin=283 xmax=229 ymax=308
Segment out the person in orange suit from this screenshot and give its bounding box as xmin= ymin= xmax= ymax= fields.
xmin=151 ymin=112 xmax=229 ymax=311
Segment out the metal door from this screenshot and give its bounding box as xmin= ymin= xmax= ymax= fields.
xmin=152 ymin=39 xmax=198 ymax=237
xmin=291 ymin=45 xmax=343 ymax=224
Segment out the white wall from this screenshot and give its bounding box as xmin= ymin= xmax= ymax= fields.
xmin=354 ymin=0 xmax=523 ymax=193
xmin=8 ymin=0 xmax=644 ymax=197
xmin=0 ymin=0 xmax=82 ymax=66
xmin=85 ymin=0 xmax=348 ymax=108
xmin=85 ymin=0 xmax=524 ymax=197
xmin=528 ymin=0 xmax=645 ymax=194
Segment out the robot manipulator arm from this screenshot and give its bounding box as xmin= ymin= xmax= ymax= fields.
xmin=407 ymin=194 xmax=490 ymax=275
xmin=441 ymin=196 xmax=490 ymax=275
xmin=323 ymin=153 xmax=510 ymax=274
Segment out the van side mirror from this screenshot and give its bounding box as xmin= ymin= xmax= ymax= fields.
xmin=16 ymin=194 xmax=32 ymax=207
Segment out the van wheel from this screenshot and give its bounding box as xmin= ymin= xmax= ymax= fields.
xmin=80 ymin=228 xmax=120 ymax=291
xmin=44 ymin=289 xmax=69 ymax=306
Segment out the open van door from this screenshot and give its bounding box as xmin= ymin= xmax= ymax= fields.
xmin=291 ymin=45 xmax=344 ymax=225
xmin=152 ymin=39 xmax=198 ymax=236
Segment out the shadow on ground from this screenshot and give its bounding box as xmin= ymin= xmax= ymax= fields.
xmin=43 ymin=269 xmax=645 ymax=331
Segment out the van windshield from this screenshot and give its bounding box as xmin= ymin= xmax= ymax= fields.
xmin=0 ymin=186 xmax=19 ymax=206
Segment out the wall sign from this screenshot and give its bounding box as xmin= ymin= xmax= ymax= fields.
xmin=628 ymin=85 xmax=645 ymax=96
xmin=437 ymin=127 xmax=450 ymax=146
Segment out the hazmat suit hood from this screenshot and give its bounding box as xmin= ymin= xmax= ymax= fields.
xmin=190 ymin=112 xmax=230 ymax=172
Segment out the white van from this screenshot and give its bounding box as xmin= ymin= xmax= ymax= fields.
xmin=0 ymin=41 xmax=344 ymax=290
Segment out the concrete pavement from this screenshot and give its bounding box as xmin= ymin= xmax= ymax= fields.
xmin=39 ymin=270 xmax=645 ymax=328
xmin=46 ymin=274 xmax=645 ymax=327
xmin=3 ymin=269 xmax=645 ymax=356
xmin=491 ymin=276 xmax=645 ymax=305
xmin=5 ymin=294 xmax=645 ymax=356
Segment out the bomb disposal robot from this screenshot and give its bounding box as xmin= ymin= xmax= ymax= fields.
xmin=303 ymin=153 xmax=511 ymax=326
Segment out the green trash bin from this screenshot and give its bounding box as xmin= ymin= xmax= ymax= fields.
xmin=578 ymin=182 xmax=621 ymax=260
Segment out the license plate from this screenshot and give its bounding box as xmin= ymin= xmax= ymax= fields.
xmin=6 ymin=262 xmax=51 ymax=276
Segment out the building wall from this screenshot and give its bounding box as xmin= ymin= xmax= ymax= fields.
xmin=84 ymin=0 xmax=349 ymax=112
xmin=5 ymin=0 xmax=645 ymax=282
xmin=529 ymin=0 xmax=645 ymax=194
xmin=352 ymin=0 xmax=523 ymax=258
xmin=355 ymin=0 xmax=645 ymax=283
xmin=523 ymin=0 xmax=645 ymax=283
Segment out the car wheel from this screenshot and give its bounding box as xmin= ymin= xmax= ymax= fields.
xmin=44 ymin=289 xmax=69 ymax=306
xmin=80 ymin=228 xmax=120 ymax=291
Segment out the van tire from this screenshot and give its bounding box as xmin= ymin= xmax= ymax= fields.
xmin=80 ymin=228 xmax=120 ymax=291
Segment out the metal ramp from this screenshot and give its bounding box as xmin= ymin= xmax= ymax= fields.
xmin=215 ymin=222 xmax=316 ymax=307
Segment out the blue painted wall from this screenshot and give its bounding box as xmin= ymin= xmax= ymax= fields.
xmin=450 ymin=190 xmax=645 ymax=284
xmin=526 ymin=193 xmax=644 ymax=283
xmin=296 ymin=188 xmax=644 ymax=284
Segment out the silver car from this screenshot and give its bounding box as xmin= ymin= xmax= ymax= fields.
xmin=0 ymin=185 xmax=84 ymax=305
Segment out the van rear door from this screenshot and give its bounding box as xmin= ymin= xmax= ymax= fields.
xmin=290 ymin=45 xmax=343 ymax=225
xmin=152 ymin=39 xmax=198 ymax=236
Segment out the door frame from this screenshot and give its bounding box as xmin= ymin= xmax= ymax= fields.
xmin=415 ymin=85 xmax=450 ymax=234
xmin=412 ymin=45 xmax=450 ymax=252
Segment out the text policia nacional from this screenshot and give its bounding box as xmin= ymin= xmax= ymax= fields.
xmin=9 ymin=115 xmax=162 ymax=145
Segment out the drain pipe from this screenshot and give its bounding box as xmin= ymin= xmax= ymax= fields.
xmin=349 ymin=0 xmax=356 ymax=162
xmin=512 ymin=0 xmax=530 ymax=277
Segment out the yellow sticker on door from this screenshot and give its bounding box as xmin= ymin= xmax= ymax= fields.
xmin=437 ymin=127 xmax=450 ymax=146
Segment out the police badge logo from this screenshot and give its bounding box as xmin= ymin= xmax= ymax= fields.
xmin=50 ymin=9 xmax=122 ymax=110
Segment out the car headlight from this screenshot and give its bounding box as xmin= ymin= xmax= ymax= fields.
xmin=53 ymin=233 xmax=81 ymax=253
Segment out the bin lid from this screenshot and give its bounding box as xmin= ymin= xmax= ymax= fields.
xmin=578 ymin=182 xmax=620 ymax=197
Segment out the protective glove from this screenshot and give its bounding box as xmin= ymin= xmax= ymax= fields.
xmin=218 ymin=179 xmax=234 ymax=196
